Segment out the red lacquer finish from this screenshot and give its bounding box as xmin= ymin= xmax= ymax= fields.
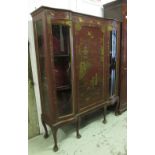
xmin=31 ymin=6 xmax=121 ymax=151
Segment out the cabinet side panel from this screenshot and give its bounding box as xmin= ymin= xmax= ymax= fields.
xmin=119 ymin=11 xmax=127 ymax=111
xmin=33 ymin=18 xmax=51 ymax=123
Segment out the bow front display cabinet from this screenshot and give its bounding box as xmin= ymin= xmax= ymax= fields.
xmin=31 ymin=6 xmax=121 ymax=151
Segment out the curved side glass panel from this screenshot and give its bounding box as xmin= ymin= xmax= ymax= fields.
xmin=36 ymin=20 xmax=50 ymax=112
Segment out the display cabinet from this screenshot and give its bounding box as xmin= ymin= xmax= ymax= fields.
xmin=31 ymin=6 xmax=121 ymax=151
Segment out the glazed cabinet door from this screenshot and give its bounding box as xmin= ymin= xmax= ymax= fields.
xmin=74 ymin=22 xmax=105 ymax=111
xmin=48 ymin=18 xmax=75 ymax=119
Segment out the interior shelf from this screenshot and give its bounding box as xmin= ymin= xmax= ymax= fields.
xmin=54 ymin=54 xmax=69 ymax=57
xmin=56 ymin=85 xmax=71 ymax=91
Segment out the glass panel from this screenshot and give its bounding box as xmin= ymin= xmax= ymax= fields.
xmin=36 ymin=20 xmax=49 ymax=112
xmin=109 ymin=29 xmax=117 ymax=96
xmin=52 ymin=24 xmax=72 ymax=116
xmin=52 ymin=25 xmax=70 ymax=55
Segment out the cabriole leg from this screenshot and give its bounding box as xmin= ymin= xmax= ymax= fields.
xmin=51 ymin=127 xmax=58 ymax=152
xmin=76 ymin=117 xmax=81 ymax=138
xmin=41 ymin=117 xmax=49 ymax=138
xmin=103 ymin=105 xmax=107 ymax=124
xmin=115 ymin=97 xmax=121 ymax=116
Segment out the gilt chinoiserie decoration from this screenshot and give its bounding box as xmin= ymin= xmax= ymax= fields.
xmin=76 ymin=25 xmax=104 ymax=109
xmin=31 ymin=6 xmax=121 ymax=151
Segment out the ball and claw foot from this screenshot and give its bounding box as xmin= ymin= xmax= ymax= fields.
xmin=76 ymin=133 xmax=81 ymax=139
xmin=103 ymin=119 xmax=107 ymax=124
xmin=115 ymin=111 xmax=121 ymax=116
xmin=53 ymin=145 xmax=58 ymax=152
xmin=44 ymin=133 xmax=49 ymax=139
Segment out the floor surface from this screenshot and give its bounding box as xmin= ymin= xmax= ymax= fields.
xmin=29 ymin=111 xmax=127 ymax=155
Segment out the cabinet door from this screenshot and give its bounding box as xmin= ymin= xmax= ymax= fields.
xmin=50 ymin=21 xmax=74 ymax=118
xmin=74 ymin=24 xmax=104 ymax=110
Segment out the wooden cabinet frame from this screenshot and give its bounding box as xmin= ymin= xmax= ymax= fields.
xmin=31 ymin=6 xmax=121 ymax=151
